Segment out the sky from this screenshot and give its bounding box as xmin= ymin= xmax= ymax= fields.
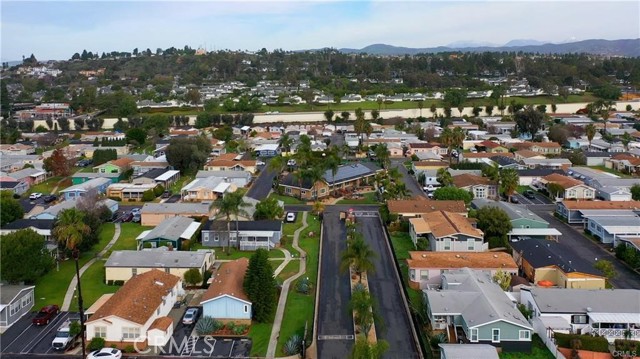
xmin=1 ymin=0 xmax=639 ymax=61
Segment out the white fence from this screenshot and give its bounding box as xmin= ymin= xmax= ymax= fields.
xmin=532 ymin=317 xmax=567 ymax=359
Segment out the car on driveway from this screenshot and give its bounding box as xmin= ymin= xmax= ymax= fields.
xmin=524 ymin=190 xmax=536 ymax=199
xmin=121 ymin=212 xmax=134 ymax=222
xmin=131 ymin=208 xmax=141 ymax=215
xmin=32 ymin=304 xmax=59 ymax=326
xmin=182 ymin=307 xmax=199 ymax=325
xmin=256 ymin=160 xmax=265 ymax=166
xmin=286 ymin=212 xmax=296 ymax=222
xmin=43 ymin=194 xmax=57 ymax=203
xmin=86 ymin=348 xmax=122 ymax=359
xmin=287 ymin=159 xmax=296 ymax=166
xmin=29 ymin=192 xmax=42 ymax=200
xmin=162 ymin=190 xmax=172 ymax=198
xmin=132 ymin=213 xmax=141 ymax=223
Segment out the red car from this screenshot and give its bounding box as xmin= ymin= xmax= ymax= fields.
xmin=32 ymin=305 xmax=60 ymax=326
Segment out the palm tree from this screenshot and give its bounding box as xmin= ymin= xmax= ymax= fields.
xmin=452 ymin=127 xmax=465 ymax=157
xmin=430 ymin=103 xmax=437 ymax=119
xmin=622 ymin=132 xmax=632 ymax=151
xmin=326 ymin=150 xmax=341 ymax=196
xmin=340 ymin=234 xmax=376 ymax=283
xmin=417 ymin=100 xmax=424 ymax=118
xmin=228 ymin=192 xmax=251 ymax=250
xmin=585 ymin=124 xmax=596 ymax=149
xmin=500 ymin=168 xmax=519 ymax=202
xmin=278 ymin=133 xmax=293 ymax=154
xmin=439 ymin=127 xmax=454 ymax=163
xmin=213 ymin=194 xmax=238 ymax=255
xmin=436 ymin=167 xmax=453 ymax=187
xmin=53 ymin=208 xmax=90 ymax=358
xmin=354 ymin=109 xmax=367 ymax=145
xmin=349 ymin=286 xmax=379 ymax=337
xmin=387 ymin=167 xmax=402 ymax=183
xmin=374 ymin=144 xmax=390 ymax=169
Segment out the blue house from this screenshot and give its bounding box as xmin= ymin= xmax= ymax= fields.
xmin=32 ymin=198 xmax=118 ymax=220
xmin=254 ymin=143 xmax=280 ymax=158
xmin=200 ymin=258 xmax=252 ymax=321
xmin=59 ymin=177 xmax=111 ymax=200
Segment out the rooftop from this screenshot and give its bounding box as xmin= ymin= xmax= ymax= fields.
xmin=510 ymin=237 xmax=603 ymax=276
xmin=420 ymin=211 xmax=483 ymax=239
xmin=141 ymin=202 xmax=211 ymax=215
xmin=387 ymin=199 xmax=466 ymax=214
xmin=59 ymin=177 xmax=111 ymax=193
xmin=201 ymin=258 xmax=250 ymax=303
xmin=471 ymin=199 xmax=548 ymax=225
xmin=407 ymin=251 xmax=517 ymax=270
xmin=105 ymin=250 xmax=211 ymax=268
xmin=139 ymin=216 xmax=200 ymax=242
xmin=452 ymin=173 xmax=493 ymax=188
xmin=560 ymin=200 xmax=640 ymax=210
xmin=524 ymin=287 xmax=640 ymax=314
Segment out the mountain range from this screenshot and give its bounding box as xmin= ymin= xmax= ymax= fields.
xmin=337 ymin=38 xmax=640 ymax=57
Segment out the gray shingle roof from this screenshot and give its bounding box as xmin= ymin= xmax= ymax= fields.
xmin=105 ymin=250 xmax=210 ymax=268
xmin=0 ymin=284 xmax=35 ymax=304
xmin=525 ymin=287 xmax=640 ymax=314
xmin=141 ymin=216 xmax=198 ymax=242
xmin=471 ymin=199 xmax=548 ymax=225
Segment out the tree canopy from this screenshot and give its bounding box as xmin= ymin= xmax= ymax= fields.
xmin=253 ymin=197 xmax=284 ymax=220
xmin=514 ymin=106 xmax=544 ymax=139
xmin=243 ymin=249 xmax=277 ymax=322
xmin=476 ymin=206 xmax=512 ymax=249
xmin=0 ymin=191 xmax=24 ymax=226
xmin=165 ymin=136 xmax=212 ymax=174
xmin=433 ymin=186 xmax=473 ymax=204
xmin=1 ymin=229 xmax=54 ymax=284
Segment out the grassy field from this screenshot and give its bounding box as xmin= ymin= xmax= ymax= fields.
xmin=27 ymin=176 xmax=64 ymax=195
xmin=206 ymin=246 xmax=286 ymax=260
xmin=275 ymin=214 xmax=321 ymax=355
xmin=516 ymin=185 xmax=531 ymax=194
xmin=248 ymin=310 xmax=277 ymax=357
xmin=268 ymin=193 xmax=305 ymax=205
xmin=169 ymin=175 xmax=193 ymax=194
xmin=108 ymin=223 xmax=152 ymax=252
xmin=335 ymin=192 xmax=379 ymax=205
xmin=68 ymin=260 xmax=119 ymax=312
xmin=389 ymin=232 xmax=414 ymax=261
xmin=277 ymin=260 xmax=300 ymax=281
xmin=499 ymin=335 xmax=554 ymax=359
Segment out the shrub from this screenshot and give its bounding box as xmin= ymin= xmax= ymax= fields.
xmin=181 ymin=239 xmax=191 ymax=251
xmin=124 ymin=345 xmax=135 ymax=353
xmin=614 ymin=339 xmax=640 ymax=352
xmin=283 ymin=334 xmax=303 ymax=355
xmin=106 ymin=280 xmax=114 ymax=286
xmin=153 ymin=184 xmax=165 ymax=197
xmin=554 ymin=333 xmax=609 ymax=352
xmin=201 ymin=270 xmax=212 ymax=289
xmin=296 ymin=277 xmax=310 ymax=295
xmin=89 ymin=337 xmax=105 ymax=351
xmin=195 ymin=316 xmax=223 ymax=335
xmin=113 ymin=280 xmax=124 ymax=286
xmin=232 ymin=324 xmax=247 ymax=335
xmin=142 ymin=189 xmax=155 ymax=202
xmin=430 ymin=332 xmax=448 ymax=349
xmin=183 ymin=268 xmax=202 ymax=286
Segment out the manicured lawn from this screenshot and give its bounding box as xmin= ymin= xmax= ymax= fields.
xmin=499 ymin=335 xmax=554 ymax=359
xmin=169 ymin=175 xmax=193 ymax=194
xmin=335 ymin=192 xmax=379 ymax=205
xmin=516 ymin=185 xmax=531 ymax=194
xmin=69 ymin=260 xmax=119 ymax=312
xmin=248 ymin=310 xmax=276 ymax=357
xmin=268 ymin=193 xmax=305 ymax=205
xmin=282 ymin=215 xmax=305 ymax=254
xmin=389 ymin=231 xmax=414 ymax=261
xmin=108 ymin=223 xmax=152 ymax=252
xmin=210 ymin=246 xmax=285 ymax=260
xmin=277 ymin=260 xmax=300 ymax=281
xmin=276 ymin=214 xmax=321 ymax=355
xmin=27 ymin=176 xmax=64 ymax=195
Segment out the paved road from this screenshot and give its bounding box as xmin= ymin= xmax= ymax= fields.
xmin=246 ymin=164 xmax=276 ymax=201
xmin=357 ymin=215 xmax=421 ymax=359
xmin=530 ymin=207 xmax=640 ymax=289
xmin=512 ymin=191 xmax=553 ymax=205
xmin=1 ymin=311 xmax=73 ymax=355
xmin=316 ymin=209 xmax=354 ymax=359
xmin=391 ymin=160 xmax=425 ymax=199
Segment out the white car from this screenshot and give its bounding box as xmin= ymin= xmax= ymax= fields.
xmin=182 ymin=307 xmax=199 ymax=325
xmin=287 ymin=159 xmax=297 ymax=166
xmin=86 ymin=348 xmax=122 ymax=359
xmin=256 ymin=160 xmax=266 ymax=166
xmin=131 ymin=208 xmax=141 ymax=215
xmin=286 ymin=212 xmax=296 ymax=222
xmin=29 ymin=192 xmax=42 ymax=200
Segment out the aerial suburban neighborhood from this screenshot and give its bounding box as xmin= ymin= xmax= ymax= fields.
xmin=2 ymin=4 xmax=640 ymax=358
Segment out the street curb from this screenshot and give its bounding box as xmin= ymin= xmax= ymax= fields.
xmin=307 ymin=214 xmax=323 ymax=359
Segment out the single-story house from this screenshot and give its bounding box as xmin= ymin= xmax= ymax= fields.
xmin=510 ymin=237 xmax=606 ymax=289
xmin=520 ymin=287 xmax=640 ymax=342
xmin=107 ymin=183 xmax=158 ymax=202
xmin=452 ymin=173 xmax=498 ymax=199
xmin=254 ymin=143 xmax=280 ymax=157
xmin=85 ymin=270 xmax=182 ymax=349
xmin=181 ymin=177 xmax=236 ymax=202
xmin=386 ymin=199 xmax=467 ymax=219
xmin=535 ymin=173 xmax=596 ymax=200
xmin=84 ymin=145 xmax=130 ymax=159
xmin=514 ymin=150 xmax=545 ymax=161
xmin=0 ymin=143 xmax=35 ymax=156
xmin=477 ymin=140 xmax=509 ymax=153
xmin=200 ymin=258 xmax=252 ymax=322
xmin=471 ymin=199 xmax=549 ymax=230
xmin=520 ymin=141 xmax=562 ymax=155
xmin=0 ymin=219 xmax=55 ymax=243
xmin=412 ymin=161 xmax=449 ymax=173
xmin=0 ymin=284 xmax=35 ymax=331
xmin=555 ymin=200 xmax=640 ymax=224
xmin=5 ymin=168 xmax=47 ymax=187
xmin=31 ymin=198 xmax=118 ymax=220
xmin=0 ymin=178 xmax=28 ymax=195
xmin=137 ymin=216 xmax=201 ymax=250
xmin=406 ymin=143 xmax=447 ymax=156
xmin=132 ymin=168 xmax=180 ymax=188
xmin=461 ymin=152 xmax=515 ymax=163
xmin=195 ymin=170 xmax=252 ymax=188
xmin=423 ymin=268 xmax=532 ymax=352
xmin=406 ymin=251 xmax=517 ymax=290
xmin=59 ymin=177 xmax=111 ymax=200
xmin=201 ymin=220 xmax=283 ymax=251
xmin=140 ymin=203 xmax=212 ymax=226
xmin=516 ymin=169 xmax=565 ymax=186
xmin=409 ymin=211 xmax=486 ymax=252
xmin=93 ymin=158 xmax=134 ymax=174
xmin=131 ymin=160 xmax=172 ymax=177
xmin=521 ymin=158 xmax=572 ymax=170
xmin=204 ymin=153 xmax=258 ymax=174
xmin=72 ymin=172 xmax=121 ymax=185
xmin=439 ymin=344 xmax=499 ymax=359
xmin=583 ymin=211 xmax=640 ymax=246
xmin=105 ymin=250 xmax=214 ymax=284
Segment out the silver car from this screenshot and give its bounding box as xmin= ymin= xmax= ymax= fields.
xmin=182 ymin=308 xmax=199 ymax=325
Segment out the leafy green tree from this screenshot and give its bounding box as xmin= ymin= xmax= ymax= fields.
xmin=481 ymin=163 xmax=500 ymax=182
xmin=1 ymin=81 xmax=11 ymax=118
xmin=500 ymin=168 xmax=519 ymax=201
xmin=185 ymin=89 xmax=202 ymax=108
xmin=0 ymin=191 xmax=24 ymax=226
xmin=631 ymin=184 xmax=640 ymax=201
xmin=243 ymin=249 xmax=277 ymax=322
xmin=0 ymin=229 xmax=54 ymax=283
xmin=429 ymin=103 xmax=437 ymax=118
xmin=444 ymin=89 xmax=467 ymax=117
xmin=433 ymin=186 xmax=473 ymax=204
xmin=212 ymin=125 xmax=233 ymax=141
xmin=585 ymin=124 xmax=597 ymax=148
xmin=165 ymin=136 xmax=212 ymax=174
xmin=594 ymin=260 xmax=616 ymax=279
xmin=43 ymin=148 xmax=72 ymax=176
xmin=92 ymin=149 xmax=117 ymax=166
xmin=143 ymin=114 xmax=170 ymax=135
xmin=351 ymin=337 xmax=389 ymax=359
xmin=125 ymin=128 xmax=146 ymax=146
xmin=436 ymin=167 xmax=453 ymax=187
xmin=547 ymin=183 xmax=565 ymax=199
xmin=253 ymin=197 xmax=284 ymax=220
xmin=324 ymin=109 xmax=334 ymax=123
xmin=340 ymin=233 xmax=376 ymax=283
xmin=492 ymin=269 xmax=511 ymax=291
xmin=476 ymin=206 xmax=512 ymax=248
xmin=593 ymin=84 xmax=622 ymax=100
xmin=373 ymin=143 xmax=390 ymax=169
xmin=183 ymin=268 xmax=203 ymax=286
xmin=514 ymin=106 xmax=544 ymax=139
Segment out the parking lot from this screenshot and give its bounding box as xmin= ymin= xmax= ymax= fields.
xmin=1 ymin=311 xmax=76 ymax=355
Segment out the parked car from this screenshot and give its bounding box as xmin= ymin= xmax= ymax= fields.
xmin=131 ymin=208 xmax=141 ymax=215
xmin=287 ymin=159 xmax=296 ymax=166
xmin=86 ymin=348 xmax=122 ymax=359
xmin=29 ymin=192 xmax=43 ymax=200
xmin=256 ymin=160 xmax=265 ymax=166
xmin=51 ymin=317 xmax=81 ymax=351
xmin=162 ymin=190 xmax=172 ymax=198
xmin=286 ymin=212 xmax=296 ymax=223
xmin=121 ymin=212 xmax=134 ymax=222
xmin=510 ymin=196 xmax=519 ymax=204
xmin=132 ymin=214 xmax=141 ymax=223
xmin=32 ymin=305 xmax=60 ymax=326
xmin=182 ymin=308 xmax=200 ymax=325
xmin=108 ymin=211 xmax=120 ymax=222
xmin=43 ymin=194 xmax=57 ymax=203
xmin=524 ymin=190 xmax=536 ymax=199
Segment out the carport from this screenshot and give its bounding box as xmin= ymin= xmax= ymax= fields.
xmin=509 ymin=228 xmax=562 ymax=241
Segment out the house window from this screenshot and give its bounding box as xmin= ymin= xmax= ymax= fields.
xmin=443 ymin=238 xmax=451 ymax=251
xmin=467 ymin=238 xmax=474 ymax=251
xmin=420 ymin=270 xmax=429 ymax=281
xmin=122 ymin=327 xmax=140 ymax=340
xmin=470 ymin=328 xmax=478 ymax=342
xmin=94 ymin=327 xmax=107 ymax=338
xmin=132 ymin=268 xmax=137 ymax=276
xmin=519 ymin=330 xmax=531 ymax=340
xmin=572 ymin=315 xmax=588 ymax=324
xmin=9 ymin=303 xmax=20 ymax=316
xmin=569 ymin=190 xmax=576 ymax=198
xmin=410 ymin=269 xmax=416 ymax=281
xmin=21 ymin=294 xmax=32 ymax=307
xmin=585 ymin=190 xmax=593 ymax=197
xmin=213 ymin=233 xmax=219 ymax=242
xmin=244 ymin=305 xmax=249 ymax=313
xmin=475 ymin=187 xmax=486 ymax=198
xmin=320 ymin=188 xmax=326 ymax=194
xmin=492 ymin=329 xmax=500 ymax=343
xmin=285 ymin=187 xmax=292 ymax=194
xmin=100 ymin=169 xmax=105 ymax=173
xmin=165 ymin=268 xmax=170 ymax=274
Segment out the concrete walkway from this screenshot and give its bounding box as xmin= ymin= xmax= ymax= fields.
xmin=61 ymin=223 xmax=121 ymax=311
xmin=266 ymin=212 xmax=309 ymax=359
xmin=273 ymin=248 xmax=293 ymax=277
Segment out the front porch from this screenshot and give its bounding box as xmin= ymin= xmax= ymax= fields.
xmin=581 ymin=313 xmax=640 ymax=342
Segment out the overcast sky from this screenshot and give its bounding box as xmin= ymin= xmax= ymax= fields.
xmin=2 ymin=1 xmax=639 ymax=61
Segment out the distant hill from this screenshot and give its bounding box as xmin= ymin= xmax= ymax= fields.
xmin=337 ymin=39 xmax=640 ymax=57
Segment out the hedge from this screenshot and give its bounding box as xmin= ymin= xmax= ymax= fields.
xmin=554 ymin=333 xmax=610 ymax=352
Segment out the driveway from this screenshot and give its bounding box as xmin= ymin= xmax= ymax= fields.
xmin=356 ymin=214 xmax=420 ymax=359
xmin=530 ymin=207 xmax=640 ymax=289
xmin=390 ymin=160 xmax=425 ymax=198
xmin=316 ymin=209 xmax=354 ymax=359
xmin=1 ymin=311 xmax=74 ymax=355
xmin=512 ymin=191 xmax=552 ymax=205
xmin=246 ymin=163 xmax=276 ymax=201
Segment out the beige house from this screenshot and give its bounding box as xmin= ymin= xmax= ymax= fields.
xmin=204 ymin=153 xmax=257 ymax=174
xmin=409 ymin=211 xmax=486 ymax=252
xmin=140 ymin=203 xmax=212 ymax=226
xmin=180 ymin=177 xmax=237 ymax=202
xmin=85 ymin=270 xmax=182 ymax=349
xmin=105 ymin=250 xmax=214 ymax=284
xmin=107 ymin=183 xmax=157 ymax=202
xmin=452 ymin=173 xmax=498 ymax=199
xmin=536 ymin=173 xmax=596 ymax=200
xmin=514 ymin=150 xmax=545 ymax=161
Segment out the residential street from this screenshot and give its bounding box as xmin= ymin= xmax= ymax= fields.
xmin=246 ymin=163 xmax=276 ymax=200
xmin=390 ymin=159 xmax=425 ymax=198
xmin=316 ymin=209 xmax=355 ymax=359
xmin=357 ymin=214 xmax=421 ymax=359
xmin=530 ymin=207 xmax=640 ymax=289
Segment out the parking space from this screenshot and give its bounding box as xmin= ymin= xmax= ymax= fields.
xmin=1 ymin=311 xmax=74 ymax=355
xmin=164 ymin=336 xmax=251 ymax=358
xmin=512 ymin=191 xmax=553 ymax=205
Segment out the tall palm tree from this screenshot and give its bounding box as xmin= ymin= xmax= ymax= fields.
xmin=340 ymin=234 xmax=377 ymax=283
xmin=228 ymin=192 xmax=251 ymax=250
xmin=53 ymin=208 xmax=90 ymax=358
xmin=374 ymin=144 xmax=390 ymax=169
xmin=326 ymin=150 xmax=341 ymax=196
xmin=213 ymin=194 xmax=237 ymax=255
xmin=417 ymin=100 xmax=424 ymax=118
xmin=500 ymin=168 xmax=519 ymax=202
xmin=278 ymin=133 xmax=293 ymax=154
xmin=349 ymin=286 xmax=379 ymax=337
xmin=354 ymin=110 xmax=367 ymax=145
xmin=585 ymin=124 xmax=596 ymax=149
xmin=439 ymin=127 xmax=454 ymax=163
xmin=436 ymin=167 xmax=453 ymax=187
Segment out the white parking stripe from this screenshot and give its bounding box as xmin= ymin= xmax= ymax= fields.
xmin=228 ymin=340 xmax=235 ymax=358
xmin=207 ymin=338 xmax=216 ymax=357
xmin=20 ymin=312 xmax=69 ymax=354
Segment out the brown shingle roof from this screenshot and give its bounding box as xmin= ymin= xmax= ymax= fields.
xmin=409 ymin=143 xmax=440 ymax=149
xmin=87 ymin=270 xmax=180 ymax=325
xmin=421 ymin=211 xmax=483 ymax=238
xmin=463 ymin=152 xmax=514 ymax=159
xmin=206 ymin=159 xmax=256 ymax=167
xmin=109 ymin=158 xmax=134 ymax=168
xmin=561 ymin=200 xmax=640 ymax=210
xmin=149 ymin=316 xmax=173 ymax=331
xmin=515 ymin=149 xmax=541 ymax=158
xmin=406 ymin=251 xmax=517 ymax=270
xmin=452 ymin=173 xmax=493 ymax=188
xmin=542 ymin=173 xmax=583 ymax=189
xmin=531 ymin=142 xmax=561 ymax=148
xmin=201 ymin=258 xmax=249 ymax=303
xmin=387 ymin=200 xmax=466 ymax=214
xmin=479 ymin=140 xmax=502 ymax=149
xmin=413 ymin=161 xmax=449 ymax=167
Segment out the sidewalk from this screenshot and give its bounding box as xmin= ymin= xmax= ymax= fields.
xmin=266 ymin=212 xmax=309 ymax=359
xmin=61 ymin=223 xmax=121 ymax=311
